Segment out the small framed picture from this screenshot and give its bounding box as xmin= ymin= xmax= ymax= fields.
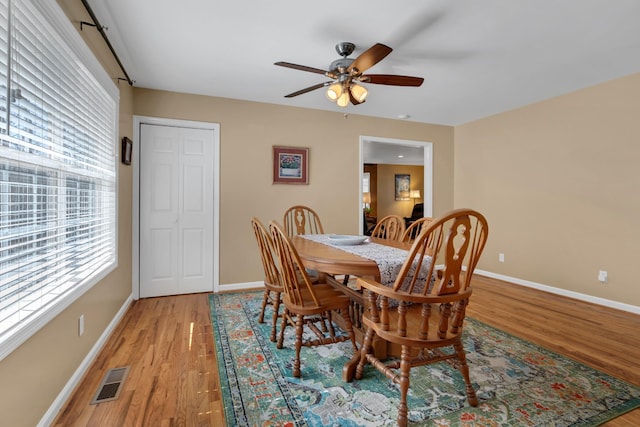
xmin=121 ymin=137 xmax=132 ymax=165
xmin=273 ymin=146 xmax=309 ymax=184
xmin=395 ymin=174 xmax=410 ymax=200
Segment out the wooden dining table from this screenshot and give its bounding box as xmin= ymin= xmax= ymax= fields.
xmin=291 ymin=235 xmax=412 ymax=381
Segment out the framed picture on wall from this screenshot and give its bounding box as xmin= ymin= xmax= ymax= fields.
xmin=395 ymin=174 xmax=410 ymax=200
xmin=121 ymin=137 xmax=132 ymax=165
xmin=273 ymin=146 xmax=309 ymax=184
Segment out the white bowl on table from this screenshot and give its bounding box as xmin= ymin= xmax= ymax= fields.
xmin=328 ymin=235 xmax=368 ymax=246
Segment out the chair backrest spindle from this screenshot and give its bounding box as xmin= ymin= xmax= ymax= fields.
xmin=387 ymin=209 xmax=487 ymax=297
xmin=370 ymin=214 xmax=406 ymax=241
xmin=283 ymin=205 xmax=324 ymax=236
xmin=251 ymin=218 xmax=281 ymax=289
xmin=401 ymin=217 xmax=433 ymax=243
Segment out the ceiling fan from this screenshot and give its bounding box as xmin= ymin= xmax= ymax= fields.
xmin=274 ymin=42 xmax=424 ymax=107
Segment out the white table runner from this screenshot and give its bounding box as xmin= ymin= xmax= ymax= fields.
xmin=300 ymin=234 xmax=411 ymax=286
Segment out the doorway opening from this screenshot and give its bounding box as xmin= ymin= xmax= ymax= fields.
xmin=359 ymin=136 xmax=433 ymax=235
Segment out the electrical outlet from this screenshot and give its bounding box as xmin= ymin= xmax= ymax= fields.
xmin=79 ymin=314 xmax=85 ymax=336
xmin=598 ymin=270 xmax=608 ymax=283
xmin=498 ymin=253 xmax=505 ymax=263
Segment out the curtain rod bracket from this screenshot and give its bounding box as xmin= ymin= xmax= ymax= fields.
xmin=80 ymin=0 xmax=134 ymax=86
xmin=80 ymin=21 xmax=107 ymax=32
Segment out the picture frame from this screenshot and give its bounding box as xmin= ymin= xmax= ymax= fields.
xmin=121 ymin=137 xmax=132 ymax=165
xmin=395 ymin=174 xmax=410 ymax=200
xmin=273 ymin=146 xmax=309 ymax=185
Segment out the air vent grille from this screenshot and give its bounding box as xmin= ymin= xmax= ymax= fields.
xmin=90 ymin=366 xmax=130 ymax=404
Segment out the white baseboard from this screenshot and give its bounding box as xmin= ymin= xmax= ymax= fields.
xmin=475 ymin=269 xmax=640 ymax=315
xmin=218 ymin=281 xmax=263 ymax=292
xmin=38 ymin=294 xmax=134 ymax=427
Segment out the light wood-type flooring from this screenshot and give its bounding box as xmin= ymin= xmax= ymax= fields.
xmin=53 ymin=276 xmax=640 ymax=426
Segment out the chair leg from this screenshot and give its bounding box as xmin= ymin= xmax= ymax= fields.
xmin=319 ymin=311 xmax=329 ymax=333
xmin=325 ymin=311 xmax=337 ymax=338
xmin=396 ymin=345 xmax=411 ymax=427
xmin=355 ymin=327 xmax=375 ymax=380
xmin=339 ymin=309 xmax=358 ymax=351
xmin=293 ymin=314 xmax=304 ymax=377
xmin=454 ymin=340 xmax=478 ymax=407
xmin=258 ymin=290 xmax=270 ymax=323
xmin=269 ymin=292 xmax=281 ymax=343
xmin=277 ymin=308 xmax=288 ymax=349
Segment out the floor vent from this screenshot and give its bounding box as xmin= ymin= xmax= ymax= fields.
xmin=90 ymin=366 xmax=130 ymax=404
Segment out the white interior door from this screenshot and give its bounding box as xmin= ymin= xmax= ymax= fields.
xmin=139 ymin=123 xmax=214 ymax=298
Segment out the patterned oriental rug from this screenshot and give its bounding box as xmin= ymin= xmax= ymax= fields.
xmin=210 ymin=292 xmax=640 ymax=426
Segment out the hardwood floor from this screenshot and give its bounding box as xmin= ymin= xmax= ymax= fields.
xmin=54 ymin=276 xmax=640 ymax=426
xmin=52 ymin=294 xmax=225 ymax=427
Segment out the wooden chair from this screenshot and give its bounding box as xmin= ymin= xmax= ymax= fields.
xmin=400 ymin=216 xmax=433 ymax=243
xmin=354 ymin=208 xmax=489 ymax=427
xmin=370 ymin=214 xmax=406 ymax=241
xmin=269 ymin=221 xmax=358 ymax=377
xmin=283 ymin=205 xmax=324 ymax=236
xmin=250 ymin=217 xmax=283 ymax=342
xmin=283 ymin=205 xmax=323 ymax=282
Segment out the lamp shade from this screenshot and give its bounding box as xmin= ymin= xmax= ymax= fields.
xmin=326 ymin=83 xmax=342 ymax=101
xmin=410 ymin=190 xmax=421 ymax=199
xmin=363 ymin=192 xmax=371 ymax=204
xmin=336 ymin=91 xmax=350 ymax=107
xmin=350 ymin=84 xmax=368 ymax=103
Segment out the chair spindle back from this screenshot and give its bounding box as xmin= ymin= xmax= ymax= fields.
xmin=370 ymin=214 xmax=406 ymax=241
xmin=283 ymin=205 xmax=324 ymax=236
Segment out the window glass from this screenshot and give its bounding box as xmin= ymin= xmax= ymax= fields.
xmin=0 ymin=0 xmax=117 ymax=360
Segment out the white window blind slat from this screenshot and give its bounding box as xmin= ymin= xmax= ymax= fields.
xmin=0 ymin=0 xmax=118 ymax=359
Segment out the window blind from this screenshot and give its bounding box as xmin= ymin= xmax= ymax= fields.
xmin=0 ymin=0 xmax=117 ymax=359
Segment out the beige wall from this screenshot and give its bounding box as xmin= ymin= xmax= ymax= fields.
xmin=376 ymin=164 xmax=424 ymax=219
xmin=132 ymin=89 xmax=454 ymax=285
xmin=4 ymin=1 xmax=637 ymax=425
xmin=454 ymin=72 xmax=640 ymax=306
xmin=0 ymin=2 xmax=134 ymax=426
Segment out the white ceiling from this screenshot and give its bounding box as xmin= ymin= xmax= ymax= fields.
xmin=88 ymin=0 xmax=640 ymax=127
xmin=362 ymin=141 xmax=425 ymax=165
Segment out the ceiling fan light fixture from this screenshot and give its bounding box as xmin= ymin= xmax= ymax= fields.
xmin=326 ymin=83 xmax=342 ymax=101
xmin=276 ymin=42 xmax=423 ymax=106
xmin=336 ymin=91 xmax=350 ymax=107
xmin=350 ymin=83 xmax=368 ymax=102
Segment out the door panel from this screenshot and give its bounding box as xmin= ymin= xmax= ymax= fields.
xmin=140 ymin=124 xmax=214 ymax=297
xmin=183 ymin=228 xmax=204 ymax=277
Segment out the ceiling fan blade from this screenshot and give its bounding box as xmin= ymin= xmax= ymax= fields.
xmin=284 ymin=82 xmax=331 ymax=98
xmin=348 ymin=43 xmax=393 ymax=74
xmin=274 ymin=61 xmax=328 ymax=75
xmin=361 ymin=74 xmax=424 ymax=87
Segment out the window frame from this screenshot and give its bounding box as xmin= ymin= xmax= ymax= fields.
xmin=0 ymin=0 xmax=119 ymax=361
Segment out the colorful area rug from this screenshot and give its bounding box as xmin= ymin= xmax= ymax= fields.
xmin=210 ymin=292 xmax=640 ymax=426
